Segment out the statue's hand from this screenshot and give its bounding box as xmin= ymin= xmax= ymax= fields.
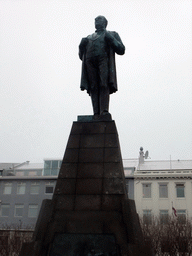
xmin=105 ymin=31 xmax=113 ymax=42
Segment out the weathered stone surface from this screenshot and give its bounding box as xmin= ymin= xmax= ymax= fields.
xmin=66 ymin=134 xmax=80 ymax=148
xmin=32 ymin=199 xmax=53 ymax=241
xmin=80 ymin=133 xmax=105 ymax=148
xmin=55 ymin=195 xmax=75 ymax=210
xmin=77 ymin=163 xmax=104 ymax=178
xmin=63 ymin=148 xmax=79 ymax=162
xmin=105 ymin=133 xmax=119 ymax=147
xmin=101 ymin=195 xmax=123 ymax=211
xmin=54 ymin=179 xmax=76 ymax=195
xmin=79 ymin=148 xmax=104 ymax=162
xmin=103 ymin=178 xmax=125 ymax=194
xmin=66 ymin=220 xmax=103 ymax=233
xmin=75 ymin=195 xmax=101 ymax=211
xmin=71 ymin=121 xmax=106 ymax=135
xmin=53 ymin=210 xmax=122 ymax=223
xmin=58 ymin=163 xmax=78 ymax=178
xmin=105 ymin=121 xmax=118 ymax=133
xmin=104 ymin=147 xmax=121 ymax=162
xmin=76 ymin=178 xmax=102 ymax=194
xmin=104 ymin=162 xmax=123 ymax=178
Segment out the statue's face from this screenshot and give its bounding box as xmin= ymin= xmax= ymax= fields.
xmin=95 ymin=16 xmax=106 ymax=30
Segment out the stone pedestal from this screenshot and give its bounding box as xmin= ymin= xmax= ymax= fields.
xmin=20 ymin=119 xmax=150 ymax=256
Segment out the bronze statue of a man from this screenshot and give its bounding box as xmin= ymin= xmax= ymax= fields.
xmin=79 ymin=16 xmax=125 ymax=117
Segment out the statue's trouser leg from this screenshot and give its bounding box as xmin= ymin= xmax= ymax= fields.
xmin=98 ymin=56 xmax=109 ymax=114
xmin=100 ymin=86 xmax=109 ymax=114
xmin=90 ymin=88 xmax=99 ymax=115
xmin=86 ymin=58 xmax=100 ymax=115
xmin=86 ymin=56 xmax=109 ymax=115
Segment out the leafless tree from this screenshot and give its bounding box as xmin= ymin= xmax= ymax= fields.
xmin=140 ymin=216 xmax=192 ymax=256
xmin=0 ymin=222 xmax=33 ymax=256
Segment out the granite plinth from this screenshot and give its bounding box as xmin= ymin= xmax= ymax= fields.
xmin=20 ymin=118 xmax=151 ymax=256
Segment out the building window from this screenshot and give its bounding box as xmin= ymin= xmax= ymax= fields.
xmin=160 ymin=210 xmax=169 ymax=224
xmin=143 ymin=184 xmax=151 ymax=198
xmin=16 ymin=171 xmax=24 ymax=176
xmin=159 ymin=184 xmax=168 ymax=198
xmin=1 ymin=204 xmax=10 ymax=217
xmin=17 ymin=182 xmax=26 ymax=194
xmin=176 ymin=184 xmax=185 ymax=198
xmin=45 ymin=182 xmax=55 ymax=194
xmin=15 ymin=204 xmax=24 ymax=217
xmin=28 ymin=205 xmax=38 ymax=218
xmin=143 ymin=210 xmax=152 ymax=224
xmin=30 ymin=182 xmax=40 ymax=194
xmin=177 ymin=210 xmax=186 ymax=224
xmin=44 ymin=160 xmax=61 ymax=176
xmin=3 ymin=182 xmax=12 ymax=194
xmin=28 ymin=171 xmax=37 ymax=176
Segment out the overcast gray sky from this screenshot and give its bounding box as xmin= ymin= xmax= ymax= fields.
xmin=1 ymin=0 xmax=192 ymax=163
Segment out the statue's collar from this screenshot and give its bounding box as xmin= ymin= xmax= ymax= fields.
xmin=95 ymin=28 xmax=106 ymax=33
xmin=88 ymin=29 xmax=106 ymax=40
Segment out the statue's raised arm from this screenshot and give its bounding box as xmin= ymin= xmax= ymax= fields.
xmin=79 ymin=15 xmax=125 ymax=118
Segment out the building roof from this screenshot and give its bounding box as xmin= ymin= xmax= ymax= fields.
xmin=15 ymin=163 xmax=43 ymax=170
xmin=137 ymin=160 xmax=192 ymax=171
xmin=123 ymin=159 xmax=192 ymax=171
xmin=123 ymin=159 xmax=138 ymax=169
xmin=0 ymin=163 xmax=20 ymax=170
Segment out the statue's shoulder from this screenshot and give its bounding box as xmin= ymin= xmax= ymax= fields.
xmin=108 ymin=31 xmax=119 ymax=37
xmin=87 ymin=33 xmax=97 ymax=40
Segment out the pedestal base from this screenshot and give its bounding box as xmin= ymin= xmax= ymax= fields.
xmin=20 ymin=119 xmax=151 ymax=256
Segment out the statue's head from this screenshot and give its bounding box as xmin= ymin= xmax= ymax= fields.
xmin=95 ymin=16 xmax=108 ymax=30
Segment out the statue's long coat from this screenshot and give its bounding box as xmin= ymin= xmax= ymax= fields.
xmin=79 ymin=31 xmax=124 ymax=95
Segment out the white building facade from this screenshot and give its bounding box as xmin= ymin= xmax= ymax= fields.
xmin=132 ymin=157 xmax=192 ymax=223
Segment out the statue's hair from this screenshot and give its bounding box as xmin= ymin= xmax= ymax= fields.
xmin=95 ymin=15 xmax=108 ymax=28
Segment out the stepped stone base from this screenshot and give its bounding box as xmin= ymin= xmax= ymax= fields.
xmin=20 ymin=118 xmax=151 ymax=256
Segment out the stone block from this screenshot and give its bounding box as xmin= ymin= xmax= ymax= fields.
xmin=66 ymin=220 xmax=103 ymax=233
xmin=77 ymin=163 xmax=104 ymax=178
xmin=43 ymin=222 xmax=62 ymax=245
xmin=58 ymin=163 xmax=78 ymax=178
xmin=80 ymin=122 xmax=106 ymax=134
xmin=104 ymin=163 xmax=124 ymax=178
xmin=80 ymin=134 xmax=105 ymax=148
xmin=75 ymin=195 xmax=101 ymax=210
xmin=79 ymin=148 xmax=104 ymax=163
xmin=70 ymin=122 xmax=83 ymax=134
xmin=76 ymin=179 xmax=102 ymax=195
xmin=102 ymin=195 xmax=122 ymax=211
xmin=55 ymin=195 xmax=75 ymax=210
xmin=104 ymin=148 xmax=121 ymax=162
xmin=54 ymin=179 xmax=76 ymax=195
xmin=122 ymin=199 xmax=144 ymax=245
xmin=66 ymin=134 xmax=80 ymax=148
xmin=103 ymin=178 xmax=125 ymax=194
xmin=105 ymin=121 xmax=117 ymax=133
xmin=105 ymin=133 xmax=118 ymax=147
xmin=33 ymin=199 xmax=53 ymax=241
xmin=63 ymin=148 xmax=79 ymax=162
